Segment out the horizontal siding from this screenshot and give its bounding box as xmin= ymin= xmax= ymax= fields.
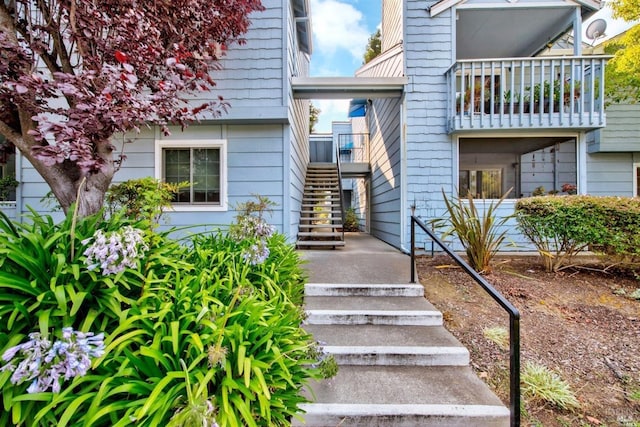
xmin=404 ymin=2 xmax=457 ymax=250
xmin=159 ymin=124 xmax=285 ymax=230
xmin=590 ymin=103 xmax=640 ymax=152
xmin=382 ymin=0 xmax=402 ymax=52
xmin=368 ymin=96 xmax=403 ymax=248
xmin=286 ymin=0 xmax=310 ymax=241
xmin=586 ymin=152 xmax=634 ymax=196
xmin=417 ymin=201 xmax=537 ymax=253
xmin=357 ymin=44 xmax=404 ymax=79
xmin=185 ymin=0 xmax=287 ymax=120
xmin=18 ymin=124 xmax=286 ymax=234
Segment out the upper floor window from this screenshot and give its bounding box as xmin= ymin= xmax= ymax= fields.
xmin=155 ymin=140 xmax=227 ymax=211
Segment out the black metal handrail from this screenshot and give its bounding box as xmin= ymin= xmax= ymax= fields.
xmin=335 ymin=144 xmax=345 ymax=241
xmin=410 ymin=216 xmax=520 ymax=427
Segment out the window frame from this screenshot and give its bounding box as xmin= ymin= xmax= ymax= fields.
xmin=155 ymin=139 xmax=228 ymax=212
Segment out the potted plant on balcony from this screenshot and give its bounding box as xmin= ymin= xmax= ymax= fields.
xmin=526 ymin=80 xmax=582 ymax=113
xmin=562 ymin=80 xmax=581 ymax=112
xmin=502 ymin=90 xmax=522 ymax=113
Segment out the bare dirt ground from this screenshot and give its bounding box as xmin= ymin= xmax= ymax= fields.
xmin=415 ymin=254 xmax=640 ymax=426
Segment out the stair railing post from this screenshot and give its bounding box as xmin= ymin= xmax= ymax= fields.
xmin=510 ymin=314 xmax=521 ymax=427
xmin=410 ymin=216 xmax=416 ymax=283
xmin=335 ymin=143 xmax=345 ymax=242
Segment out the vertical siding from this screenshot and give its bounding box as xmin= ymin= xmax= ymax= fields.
xmin=403 ymin=0 xmax=454 ymax=250
xmin=520 ymin=141 xmax=576 ymax=196
xmin=382 ymin=0 xmax=403 ymax=52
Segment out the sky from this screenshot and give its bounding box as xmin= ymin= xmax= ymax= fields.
xmin=308 ymin=1 xmax=636 ymax=133
xmin=309 ymin=0 xmax=381 ymax=132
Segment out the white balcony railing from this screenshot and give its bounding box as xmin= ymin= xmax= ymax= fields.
xmin=446 ymin=56 xmax=609 ymax=133
xmin=338 ymin=133 xmax=369 ymax=164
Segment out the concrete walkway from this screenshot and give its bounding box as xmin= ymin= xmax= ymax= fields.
xmin=299 ymin=232 xmax=410 ymax=284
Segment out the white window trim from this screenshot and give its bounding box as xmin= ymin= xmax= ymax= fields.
xmin=155 ymin=139 xmax=228 ymax=212
xmin=634 ymin=163 xmax=640 ymax=197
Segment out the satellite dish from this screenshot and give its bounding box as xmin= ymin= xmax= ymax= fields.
xmin=585 ymin=18 xmax=607 ymax=41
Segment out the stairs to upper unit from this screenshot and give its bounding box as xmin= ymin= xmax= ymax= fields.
xmin=296 ymin=163 xmax=345 ymax=249
xmin=294 ymin=283 xmax=511 ymax=426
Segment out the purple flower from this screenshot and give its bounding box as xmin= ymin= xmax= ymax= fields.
xmin=0 ymin=328 xmax=105 ymax=394
xmin=83 ymin=227 xmax=148 ymax=275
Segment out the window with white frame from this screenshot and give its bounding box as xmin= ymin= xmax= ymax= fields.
xmin=155 ymin=140 xmax=227 ymax=210
xmin=634 ymin=163 xmax=640 ymax=197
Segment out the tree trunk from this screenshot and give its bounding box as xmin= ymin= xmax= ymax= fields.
xmin=21 ymin=141 xmax=115 ymax=217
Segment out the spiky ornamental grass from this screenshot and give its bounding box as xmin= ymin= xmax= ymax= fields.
xmin=521 ymin=361 xmax=580 ymax=410
xmin=437 ymin=189 xmax=513 ymax=274
xmin=483 ymin=326 xmax=509 ymax=350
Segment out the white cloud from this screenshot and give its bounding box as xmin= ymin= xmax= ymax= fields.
xmin=310 ymin=0 xmax=371 ymax=60
xmin=312 ymin=99 xmax=351 ymax=133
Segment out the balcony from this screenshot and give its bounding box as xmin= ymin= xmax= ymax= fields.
xmin=337 ymin=133 xmax=370 ymax=177
xmin=446 ymin=56 xmax=609 ymax=133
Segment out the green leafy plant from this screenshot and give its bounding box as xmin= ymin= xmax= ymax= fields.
xmin=0 ymin=176 xmax=18 ymax=201
xmin=106 ymin=177 xmax=188 ymax=225
xmin=0 ymin=196 xmax=324 ymax=426
xmin=515 ymin=196 xmax=640 ymax=272
xmin=435 ymin=188 xmax=513 ymax=274
xmin=342 ymin=207 xmax=360 ymax=232
xmin=521 ymin=361 xmax=580 ymax=411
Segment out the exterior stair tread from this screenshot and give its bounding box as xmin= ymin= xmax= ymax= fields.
xmin=304 ymin=324 xmax=465 ymax=348
xmin=298 ymin=232 xmax=343 ymax=238
xmin=305 ymin=296 xmax=438 ymax=311
xmin=297 ymin=241 xmax=346 ymax=247
xmin=305 ymin=283 xmax=424 ymax=297
xmin=294 ymin=366 xmax=509 ymax=426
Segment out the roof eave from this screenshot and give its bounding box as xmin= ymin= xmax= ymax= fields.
xmin=430 ymin=0 xmax=602 ymax=17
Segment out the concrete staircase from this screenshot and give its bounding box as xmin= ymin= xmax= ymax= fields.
xmin=295 ymin=282 xmax=510 ymax=426
xmin=296 ymin=163 xmax=345 ymax=249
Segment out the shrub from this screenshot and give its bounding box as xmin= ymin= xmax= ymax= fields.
xmin=515 ymin=195 xmax=640 ymax=272
xmin=435 ymin=189 xmax=513 ymax=273
xmin=342 ymin=208 xmax=360 ymax=232
xmin=105 ymin=177 xmax=188 ymax=225
xmin=0 ymin=201 xmax=323 ymax=426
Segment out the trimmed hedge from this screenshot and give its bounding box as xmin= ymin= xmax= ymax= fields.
xmin=515 ymin=195 xmax=640 ymax=271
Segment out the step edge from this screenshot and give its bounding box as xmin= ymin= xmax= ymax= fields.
xmin=323 ymin=346 xmax=469 ymax=356
xmin=306 ymin=310 xmax=441 ymax=316
xmin=297 ymin=403 xmax=511 ymax=418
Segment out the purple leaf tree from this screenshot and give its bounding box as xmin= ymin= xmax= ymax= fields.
xmin=0 ymin=0 xmax=263 ymax=216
